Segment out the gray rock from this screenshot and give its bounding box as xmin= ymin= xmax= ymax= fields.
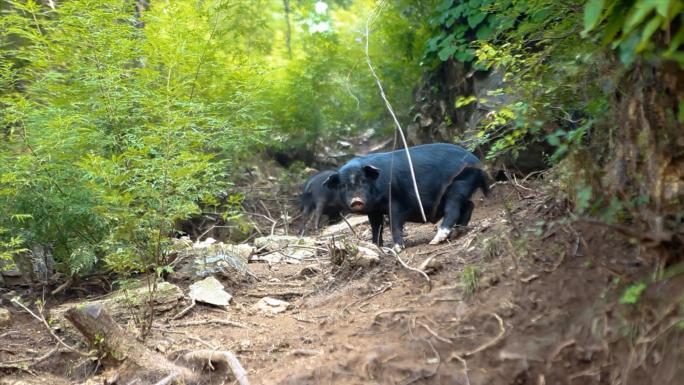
xmin=252 ymin=235 xmax=317 ymax=264
xmin=176 ymin=241 xmax=252 ymax=279
xmin=255 ymin=297 xmax=291 ymax=314
xmin=188 ymin=276 xmax=232 ymax=307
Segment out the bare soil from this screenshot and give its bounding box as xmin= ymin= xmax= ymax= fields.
xmin=1 ymin=183 xmax=682 ymax=385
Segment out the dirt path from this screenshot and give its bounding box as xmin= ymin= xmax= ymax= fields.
xmin=1 ymin=183 xmax=682 ymax=385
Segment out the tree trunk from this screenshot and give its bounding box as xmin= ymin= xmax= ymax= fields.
xmin=65 ymin=304 xmax=193 ymax=382
xmin=283 ymin=0 xmax=292 ymax=58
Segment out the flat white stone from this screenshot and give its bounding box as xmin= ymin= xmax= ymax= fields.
xmin=189 ymin=276 xmax=232 ymax=307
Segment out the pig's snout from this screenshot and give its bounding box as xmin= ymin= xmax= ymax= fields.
xmin=350 ymin=197 xmax=365 ymax=212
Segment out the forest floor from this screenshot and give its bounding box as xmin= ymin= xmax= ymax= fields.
xmin=1 ymin=177 xmax=682 ymax=385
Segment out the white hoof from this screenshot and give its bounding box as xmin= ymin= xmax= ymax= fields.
xmin=429 ymin=227 xmax=451 ymax=245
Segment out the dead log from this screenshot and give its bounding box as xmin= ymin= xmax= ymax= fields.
xmin=65 ymin=304 xmax=194 ymax=382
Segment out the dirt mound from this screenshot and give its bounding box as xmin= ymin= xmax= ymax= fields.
xmin=1 ymin=183 xmax=682 ymax=384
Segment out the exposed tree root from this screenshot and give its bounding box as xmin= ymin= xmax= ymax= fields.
xmin=182 ymin=349 xmax=249 ymax=385
xmin=464 ymin=313 xmax=505 ymax=357
xmin=65 ymin=304 xmax=252 ymax=384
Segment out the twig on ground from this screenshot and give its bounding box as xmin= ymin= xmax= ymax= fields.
xmin=244 ymin=289 xmax=311 ymax=298
xmin=384 ymin=247 xmax=431 ymax=287
xmin=196 ymin=225 xmax=234 ymax=243
xmin=0 ymin=331 xmax=20 ymax=338
xmin=342 ymin=215 xmax=359 ymax=238
xmin=51 ymin=276 xmax=74 ymax=296
xmin=464 ymin=313 xmax=505 ymax=357
xmin=0 ymin=345 xmax=59 ymax=365
xmin=243 ymin=211 xmax=278 ymax=235
xmin=342 ymin=284 xmax=392 ymax=314
xmin=171 ymin=318 xmax=250 ymax=329
xmin=171 ymin=298 xmax=196 ymax=320
xmin=153 ymin=327 xmax=215 ymax=349
xmin=0 ymin=362 xmax=36 ymax=374
xmin=258 ymin=200 xmax=274 ymax=222
xmin=11 ymin=298 xmax=86 ymax=356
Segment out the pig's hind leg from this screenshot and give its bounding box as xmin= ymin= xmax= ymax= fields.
xmin=429 ymin=185 xmax=468 ymax=245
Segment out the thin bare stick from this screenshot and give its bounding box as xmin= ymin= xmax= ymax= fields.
xmin=171 ymin=299 xmax=196 ymax=320
xmin=364 ymin=2 xmax=426 ymax=222
xmin=51 ymin=276 xmax=74 ymax=296
xmin=384 ymin=247 xmax=431 ymax=286
xmin=465 ymin=313 xmax=505 ymax=356
xmin=342 ymin=215 xmax=359 ymax=238
xmin=1 ymin=345 xmax=59 ymax=365
xmin=171 ymin=319 xmax=250 ymax=329
xmin=342 ymin=283 xmax=391 ymax=314
xmin=11 ymin=298 xmax=86 ymax=356
xmin=153 ymin=327 xmax=215 ymax=349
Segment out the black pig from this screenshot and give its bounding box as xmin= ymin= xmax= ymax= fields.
xmin=299 ymin=170 xmax=347 ymax=236
xmin=323 ymin=143 xmax=486 ymax=250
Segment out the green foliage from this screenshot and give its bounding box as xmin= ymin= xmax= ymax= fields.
xmin=619 ymin=282 xmax=647 ymax=304
xmin=0 ymin=0 xmax=431 ymax=278
xmin=425 ymin=0 xmax=505 ymax=63
xmin=582 ymin=0 xmax=684 ymax=67
xmin=0 ymin=0 xmax=267 ymax=276
xmin=0 ymin=224 xmax=26 ymax=271
xmin=267 ymin=0 xmax=431 ymax=148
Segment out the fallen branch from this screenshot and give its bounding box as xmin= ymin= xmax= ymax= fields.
xmin=171 ymin=318 xmax=250 ymax=329
xmin=384 ymin=247 xmax=431 ymax=287
xmin=65 ymin=304 xmax=194 ymax=379
xmin=171 ymin=298 xmax=196 ymax=320
xmin=182 ymin=349 xmax=249 ymax=385
xmin=51 ymin=276 xmax=75 ymax=296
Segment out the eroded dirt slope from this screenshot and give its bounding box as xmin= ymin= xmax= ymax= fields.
xmin=1 ymin=183 xmax=682 ymax=385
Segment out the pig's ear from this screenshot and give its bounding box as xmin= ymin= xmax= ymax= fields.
xmin=362 ymin=165 xmax=380 ymax=180
xmin=323 ymin=173 xmax=341 ymax=188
